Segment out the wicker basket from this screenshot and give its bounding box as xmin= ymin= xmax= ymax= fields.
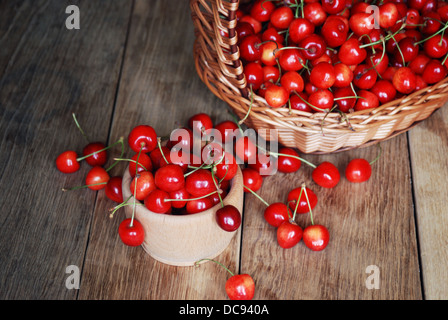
xmin=190 ymin=0 xmax=448 ymax=154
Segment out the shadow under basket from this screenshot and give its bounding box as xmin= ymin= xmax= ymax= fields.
xmin=190 ymin=0 xmax=448 ymax=154
xmin=121 ymin=165 xmax=244 ymax=267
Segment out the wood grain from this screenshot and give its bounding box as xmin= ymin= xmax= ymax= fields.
xmin=408 ymin=104 xmax=448 ymax=300
xmin=0 ymin=0 xmax=132 ymax=299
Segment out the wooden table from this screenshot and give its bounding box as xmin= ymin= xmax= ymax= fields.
xmin=1 ymin=0 xmax=447 ymax=302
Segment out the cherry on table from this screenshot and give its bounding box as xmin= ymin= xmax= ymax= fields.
xmin=82 ymin=142 xmax=107 ymax=167
xmin=303 ymin=224 xmax=330 ymax=251
xmin=56 ymin=150 xmax=80 ymax=174
xmin=312 ymin=161 xmax=340 ymax=189
xmin=105 ymin=176 xmax=124 ymax=203
xmin=277 ymin=220 xmax=303 ymax=249
xmin=85 ymin=166 xmax=110 ymax=191
xmin=118 ymin=218 xmax=145 ymax=247
xmin=277 ymin=147 xmax=301 ymax=173
xmin=264 ymin=202 xmax=291 ymax=227
xmin=242 ymin=167 xmax=263 ymax=193
xmin=345 ymin=158 xmax=372 ymax=183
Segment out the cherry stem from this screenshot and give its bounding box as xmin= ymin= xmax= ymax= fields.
xmin=243 ymin=185 xmax=270 ymax=207
xmin=415 ymin=21 xmax=448 ymax=45
xmin=369 ymin=144 xmax=382 ymax=165
xmin=239 ymin=85 xmax=254 ymax=125
xmin=62 ymin=182 xmax=106 ymax=192
xmin=72 ymin=113 xmax=90 ymax=142
xmin=131 ymin=144 xmax=144 ymax=227
xmin=291 ymin=185 xmax=304 ymax=221
xmin=106 ymin=138 xmax=125 ymax=172
xmin=76 ymin=137 xmax=124 ymax=162
xmin=157 ymin=137 xmax=169 ymax=165
xmin=109 ymin=196 xmax=136 ymax=218
xmin=194 ymin=259 xmax=234 ymax=277
xmin=113 ymin=158 xmax=148 ymax=172
xmin=293 ymin=90 xmax=328 ymax=113
xmin=302 ymin=184 xmax=314 ymax=225
xmin=163 ymin=189 xmax=222 ymax=203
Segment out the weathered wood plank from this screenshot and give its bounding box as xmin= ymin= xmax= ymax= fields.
xmin=78 ymin=0 xmax=241 ymax=300
xmin=0 ymin=0 xmax=132 ymax=299
xmin=241 ymin=134 xmax=422 ymax=299
xmin=408 ymin=105 xmax=448 ymax=300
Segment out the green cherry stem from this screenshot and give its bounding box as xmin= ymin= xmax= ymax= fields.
xmin=72 ymin=113 xmax=90 ymax=142
xmin=292 ymin=185 xmax=304 ymax=222
xmin=131 ymin=143 xmax=144 ymax=227
xmin=195 ymin=258 xmax=235 ymax=276
xmin=243 ymin=185 xmax=270 ymax=207
xmin=76 ymin=137 xmax=124 ymax=163
xmin=239 ymin=85 xmax=254 ymax=125
xmin=369 ymin=144 xmax=382 ymax=165
xmin=302 ymin=183 xmax=314 ymax=225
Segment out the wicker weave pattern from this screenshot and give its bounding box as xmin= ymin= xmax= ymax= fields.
xmin=190 ymin=0 xmax=448 ymax=154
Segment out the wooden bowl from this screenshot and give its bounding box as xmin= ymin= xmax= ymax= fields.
xmin=121 ymin=165 xmax=244 ymax=266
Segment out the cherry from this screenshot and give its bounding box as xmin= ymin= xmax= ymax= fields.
xmin=235 ymin=136 xmax=257 ymax=163
xmin=262 ymin=27 xmax=284 ymax=44
xmin=392 ymin=67 xmax=417 ymax=94
xmin=298 ymin=34 xmax=326 ymax=60
xmin=248 ymin=152 xmax=277 ymax=176
xmin=422 ymin=34 xmax=448 ymax=59
xmin=225 ymin=273 xmax=255 ymax=300
xmin=354 ymin=90 xmax=380 ymax=111
xmin=82 ymin=142 xmax=107 ymax=167
xmin=322 ymin=0 xmax=346 ymax=15
xmin=280 ymin=71 xmax=304 ymax=94
xmin=265 ymin=83 xmax=289 ymax=108
xmin=239 ymin=34 xmax=262 ymax=62
xmin=129 ymin=152 xmax=152 ymax=177
xmin=150 ymin=145 xmax=170 ymax=170
xmin=188 ymin=113 xmax=213 ymax=137
xmin=408 ymin=53 xmax=431 ymax=75
xmin=277 ymin=147 xmax=301 ymax=173
xmin=130 ymin=170 xmax=156 ymax=201
xmin=56 ymin=150 xmax=80 ymax=174
xmin=216 ymin=205 xmax=242 ymax=232
xmin=236 ymin=22 xmax=255 ymax=42
xmin=185 ymin=196 xmax=214 ymax=214
xmin=289 ymin=92 xmax=313 ymax=112
xmin=167 ymin=127 xmax=194 ymax=152
xmin=422 ymin=59 xmax=448 ymax=84
xmin=278 ymin=48 xmax=305 ymax=72
xmin=333 ymin=63 xmax=354 ymax=88
xmin=270 ymin=6 xmax=294 ymax=30
xmin=303 ymin=224 xmax=330 ymax=251
xmin=370 ymin=80 xmax=397 ymax=104
xmin=312 ymin=161 xmax=340 ymax=188
xmin=144 ymin=189 xmax=171 ymax=214
xmin=321 ymin=15 xmax=348 ymax=48
xmin=168 ymin=187 xmax=190 ymax=209
xmin=310 ymin=62 xmax=336 ymax=89
xmin=128 ymin=125 xmax=157 ymax=153
xmin=105 ymin=176 xmax=124 ymax=203
xmin=214 ymin=120 xmax=240 ymax=145
xmin=261 ymin=41 xmax=282 ymax=66
xmin=264 ymin=202 xmax=291 ymax=227
xmin=338 ymin=38 xmax=366 ymax=65
xmin=118 ymin=218 xmax=145 ymax=247
xmin=349 ymin=12 xmax=374 ymax=37
xmin=394 ymin=37 xmax=419 ymax=64
xmin=242 ymin=167 xmax=263 ymax=193
xmin=287 ymin=186 xmax=317 ymax=214
xmin=262 ymin=65 xmax=280 ymax=83
xmin=214 ymin=152 xmax=238 ymax=181
xmin=334 ymin=86 xmax=356 ymax=112
xmin=288 ymin=18 xmax=315 ymax=44
xmin=154 ymin=163 xmax=185 ymax=193
xmin=250 ymin=0 xmax=275 ymax=22
xmin=303 ymin=2 xmax=327 ymax=26
xmin=345 ymin=158 xmax=372 ymax=183
xmin=421 ymin=11 xmax=442 ymax=35
xmin=277 ymin=220 xmax=303 ymax=249
xmin=379 ymin=3 xmax=399 ymax=29
xmin=353 ymin=64 xmax=377 ymax=90
xmin=85 ymin=166 xmax=110 ymax=190
xmin=244 ymin=62 xmax=265 ymax=90
xmin=240 ymin=15 xmax=262 ymax=34
xmin=308 ymin=89 xmax=334 ymax=112
xmin=366 ymin=51 xmax=390 ymax=76
xmin=185 ymin=169 xmax=218 ymax=197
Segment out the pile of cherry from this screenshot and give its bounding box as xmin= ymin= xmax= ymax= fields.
xmin=234 ymin=0 xmax=448 ymax=112
xmin=55 ymin=112 xmax=379 ymax=300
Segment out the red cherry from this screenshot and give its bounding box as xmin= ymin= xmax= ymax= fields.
xmin=244 ymin=62 xmax=264 ymax=91
xmin=168 ymin=187 xmax=190 ymax=209
xmin=105 ymin=176 xmax=124 ymax=203
xmin=250 ymin=0 xmax=275 ymax=22
xmin=236 ymin=22 xmax=255 ymax=42
xmin=239 ymin=34 xmax=262 ymax=62
xmin=277 ymin=147 xmax=301 ymax=173
xmin=353 ymin=64 xmax=377 ymax=90
xmin=214 ymin=152 xmax=238 ymax=181
xmin=242 ymin=167 xmax=263 ymax=192
xmin=270 ymin=6 xmax=294 ymax=29
xmin=118 ymin=218 xmax=145 ymax=247
xmin=422 ymin=59 xmax=448 ymax=84
xmin=235 ymin=136 xmax=257 ymax=163
xmin=85 ymin=166 xmax=110 ymax=190
xmin=129 ymin=152 xmax=152 ymax=177
xmin=394 ymin=37 xmax=419 ymax=64
xmin=188 ymin=113 xmax=213 ymax=137
xmin=185 ymin=169 xmax=218 ymax=197
xmin=287 ymin=187 xmax=318 ymax=214
xmin=312 ymin=162 xmax=340 ymax=188
xmin=262 ymin=65 xmax=280 ymax=83
xmin=408 ymin=53 xmax=431 ymax=75
xmin=277 ymin=221 xmax=303 ymax=249
xmin=308 ymin=89 xmax=334 ymax=112
xmin=392 ymin=67 xmax=417 ymax=94
xmin=303 ymin=2 xmax=327 ymax=26
xmin=185 ymin=197 xmax=214 ymax=214
xmin=144 ymin=189 xmax=171 ymax=214
xmin=264 ymin=202 xmax=291 ymax=227
xmin=216 ymin=205 xmax=241 ymax=232
xmin=214 ymin=120 xmax=240 ymax=145
xmin=262 ymin=27 xmax=284 ymax=44
xmin=366 ymin=51 xmax=390 ymax=75
xmin=379 ymin=3 xmax=399 ymax=28
xmin=423 ymin=34 xmax=448 ymax=58
xmin=167 ymin=127 xmax=194 ymax=152
xmin=280 ymin=71 xmax=304 ymax=94
xmin=289 ymin=92 xmax=313 ymax=112
xmin=321 ymin=15 xmax=348 ymax=47
xmin=225 ymin=274 xmax=255 ymax=300
xmin=345 ymin=158 xmax=372 ymax=183
xmin=310 ymin=62 xmax=336 ymax=89
xmin=354 ymin=90 xmax=380 ymax=111
xmin=248 ymin=152 xmax=277 ymax=177
xmin=82 ymin=142 xmax=107 ymax=167
xmin=322 ymin=0 xmax=346 ymax=15
xmin=154 ymin=164 xmax=185 ymax=193
xmin=349 ymin=12 xmax=374 ymax=37
xmin=130 ymin=171 xmax=156 ymax=200
xmin=298 ymin=34 xmax=326 ymax=60
xmin=56 ymin=150 xmax=80 ymax=174
xmin=303 ymin=224 xmax=330 ymax=251
xmin=370 ymin=80 xmax=397 ymax=104
xmin=334 ymin=86 xmax=356 ymax=112
xmin=128 ymin=125 xmax=158 ymax=153
xmin=288 ymin=18 xmax=315 ymax=44
xmin=278 ymin=48 xmax=305 ymax=72
xmin=338 ymin=38 xmax=367 ymax=65
xmin=265 ymin=84 xmax=289 ymax=108
xmin=150 ymin=145 xmax=170 ymax=170
xmin=333 ymin=63 xmax=354 ymax=88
